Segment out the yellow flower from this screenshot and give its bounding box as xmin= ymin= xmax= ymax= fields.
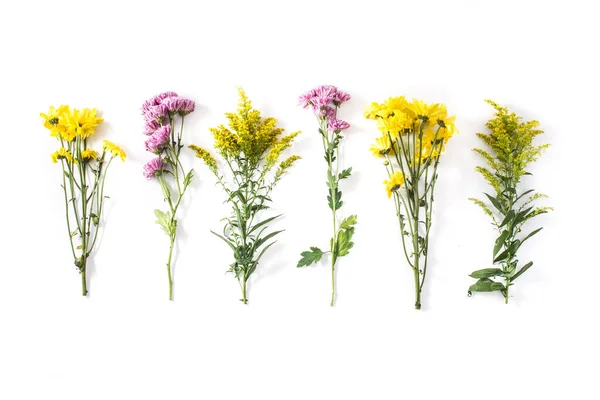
xmin=384 ymin=171 xmax=405 ymax=198
xmin=40 ymin=105 xmax=68 ymax=137
xmin=103 ymin=140 xmax=126 ymax=161
xmin=370 ymin=135 xmax=395 ymax=158
xmin=265 ymin=131 xmax=300 ymax=168
xmin=364 ymin=96 xmax=409 ymax=120
xmin=377 ymin=111 xmax=412 ymax=136
xmin=63 ymin=108 xmax=104 ymax=139
xmin=82 ymin=149 xmax=99 ymax=162
xmin=51 ymin=147 xmax=76 ymax=164
xmin=189 ymin=144 xmax=218 ymax=173
xmin=407 ymin=100 xmax=447 ymax=125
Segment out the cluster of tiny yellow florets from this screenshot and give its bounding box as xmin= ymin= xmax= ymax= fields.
xmin=189 ymin=144 xmax=218 ymax=173
xmin=209 ymin=88 xmax=300 ymax=170
xmin=476 ymin=100 xmax=548 ymax=190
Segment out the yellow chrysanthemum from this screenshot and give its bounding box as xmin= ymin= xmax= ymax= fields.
xmin=51 ymin=147 xmax=76 ymax=164
xmin=40 ymin=105 xmax=68 ymax=137
xmin=63 ymin=108 xmax=104 ymax=140
xmin=384 ymin=171 xmax=405 ymax=199
xmin=377 ymin=111 xmax=412 ymax=137
xmin=103 ymin=140 xmax=126 ymax=161
xmin=370 ymin=135 xmax=395 ymax=158
xmin=82 ymin=149 xmax=99 ymax=162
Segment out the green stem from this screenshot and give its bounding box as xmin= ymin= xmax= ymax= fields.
xmin=241 ymin=276 xmax=248 ymax=304
xmin=81 ymin=256 xmax=87 ymax=296
xmin=166 ymin=233 xmax=175 ymax=301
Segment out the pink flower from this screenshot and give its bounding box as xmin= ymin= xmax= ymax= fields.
xmin=328 ymin=119 xmax=350 ymax=131
xmin=334 ymin=91 xmax=351 ymax=104
xmin=143 ymin=119 xmax=161 ymax=136
xmin=298 ymin=89 xmax=317 ymax=108
xmin=161 ymin=96 xmax=195 ymax=116
xmin=143 ymin=157 xmax=167 ymax=179
xmin=142 ymin=92 xmax=179 ymax=114
xmin=144 ymin=104 xmax=169 ymax=122
xmin=145 ymin=125 xmax=171 ymax=153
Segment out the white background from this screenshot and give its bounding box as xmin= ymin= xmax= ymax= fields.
xmin=1 ymin=0 xmax=598 ymax=399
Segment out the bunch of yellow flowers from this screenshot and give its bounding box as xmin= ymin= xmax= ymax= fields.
xmin=41 ymin=105 xmax=126 ymax=296
xmin=365 ymin=96 xmax=457 ymax=309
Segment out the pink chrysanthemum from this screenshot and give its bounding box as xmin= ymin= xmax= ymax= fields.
xmin=145 ymin=125 xmax=171 ymax=153
xmin=143 ymin=119 xmax=161 ymax=136
xmin=161 ymin=96 xmax=195 ymax=116
xmin=328 ymin=119 xmax=350 ymax=131
xmin=142 ymin=91 xmax=179 ymax=114
xmin=298 ymin=85 xmax=350 ymax=117
xmin=143 ymin=157 xmax=167 ymax=179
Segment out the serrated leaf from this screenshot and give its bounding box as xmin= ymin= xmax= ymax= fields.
xmin=338 ymin=167 xmax=352 ymax=180
xmin=469 ymin=268 xmax=504 ymax=279
xmin=154 ymin=209 xmax=173 ymax=236
xmin=336 ymin=227 xmax=354 ymax=257
xmin=297 ymin=247 xmax=324 ymax=267
xmin=339 ymin=214 xmax=358 ymax=230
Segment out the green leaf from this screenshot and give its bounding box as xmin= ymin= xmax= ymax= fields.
xmin=521 ymin=227 xmax=543 ymax=245
xmin=248 ymin=214 xmax=281 ymax=235
xmin=297 ymin=247 xmax=324 ymax=267
xmin=494 ymin=230 xmax=510 ymax=258
xmin=511 ymin=261 xmax=533 ymax=282
xmin=493 ymin=240 xmax=521 ymax=263
xmin=254 ymin=241 xmax=277 ymax=264
xmin=210 ymin=230 xmax=236 ymax=251
xmin=513 ymin=206 xmax=534 ymax=225
xmin=336 ymin=227 xmax=355 ymax=257
xmin=515 ymin=189 xmax=535 ymax=202
xmin=468 ymin=278 xmax=506 ymax=292
xmin=338 ymin=167 xmax=352 ymax=180
xmin=327 ymin=188 xmax=343 ymax=210
xmin=154 ymin=209 xmax=173 ymax=236
xmin=499 ymin=210 xmax=515 ymax=228
xmin=484 ymin=193 xmax=503 ymax=213
xmin=469 ymin=268 xmax=504 ymax=279
xmin=253 ymin=230 xmax=284 ymax=252
xmin=183 ymin=169 xmax=194 ymax=188
xmin=339 ymin=214 xmax=358 ymax=230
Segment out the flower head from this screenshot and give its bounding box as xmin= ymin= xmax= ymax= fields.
xmin=143 ymin=157 xmax=167 ymax=179
xmin=384 ymin=172 xmax=405 ymax=199
xmin=51 ymin=147 xmax=76 ymax=164
xmin=40 ymin=105 xmax=68 ymax=135
xmin=161 ymin=96 xmax=195 ymax=116
xmin=145 ymin=125 xmax=171 ymax=153
xmin=298 ymin=85 xmax=351 ymax=117
xmin=62 ymin=107 xmax=104 ymax=139
xmin=142 ymin=92 xmax=178 ymax=114
xmin=103 ymin=140 xmax=127 ymax=161
xmin=328 ymin=119 xmax=350 ymax=132
xmin=82 ymin=149 xmax=99 ymax=162
xmin=189 ymin=144 xmax=218 ymax=173
xmin=370 ymin=135 xmax=395 ymax=158
xmin=143 ymin=119 xmax=162 ymax=136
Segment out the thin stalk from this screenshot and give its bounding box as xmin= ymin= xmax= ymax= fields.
xmin=166 ymin=233 xmax=175 ymax=300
